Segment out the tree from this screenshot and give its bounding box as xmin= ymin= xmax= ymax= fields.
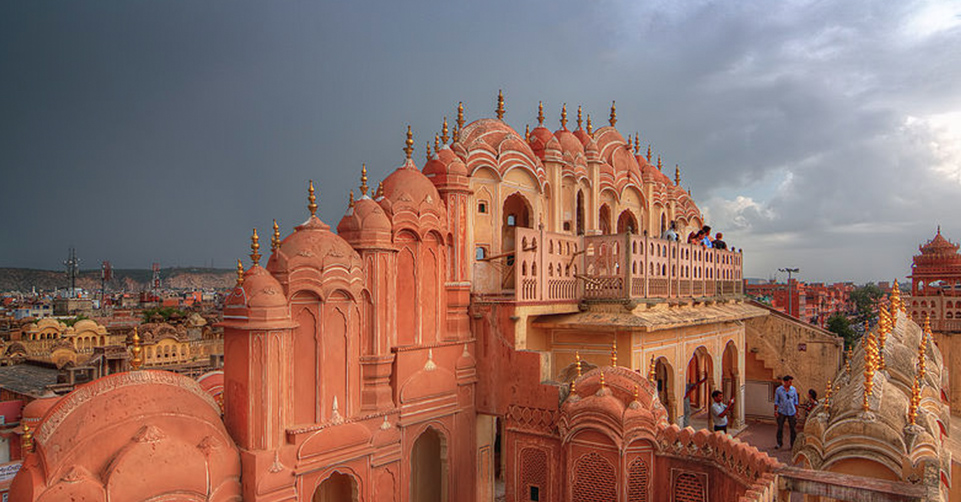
xmin=849 ymin=283 xmax=884 ymax=323
xmin=826 ymin=313 xmax=857 ymax=349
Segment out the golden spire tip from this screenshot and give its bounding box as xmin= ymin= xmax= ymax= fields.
xmin=250 ymin=228 xmax=261 ymax=266
xmin=537 ymin=101 xmax=545 ymax=126
xmin=576 ymin=105 xmax=583 ymax=130
xmin=360 ymin=163 xmax=369 ymax=196
xmin=586 ymin=114 xmax=593 ymax=135
xmin=609 ymin=100 xmax=617 ymax=127
xmin=560 ymin=103 xmax=568 ymax=129
xmin=271 ymin=219 xmax=280 ymax=251
xmin=348 ymin=189 xmax=354 ymax=208
xmin=130 ymin=325 xmax=143 ymax=371
xmin=441 ymin=116 xmax=449 ymax=145
xmin=236 ymin=259 xmax=244 ymax=287
xmin=457 ymin=101 xmax=465 ymax=130
xmin=404 ymin=125 xmax=414 ymax=160
xmin=307 ymin=179 xmax=317 ymax=217
xmin=496 ymin=89 xmax=505 ymax=120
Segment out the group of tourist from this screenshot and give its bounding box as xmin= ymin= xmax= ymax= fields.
xmin=660 ymin=222 xmax=727 ymax=250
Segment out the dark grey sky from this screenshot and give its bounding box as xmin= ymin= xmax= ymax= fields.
xmin=2 ymin=0 xmax=960 ymax=283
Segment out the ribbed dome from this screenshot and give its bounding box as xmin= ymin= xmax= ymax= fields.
xmin=380 ymin=159 xmax=444 ymax=215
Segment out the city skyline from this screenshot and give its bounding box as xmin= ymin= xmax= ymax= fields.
xmin=2 ymin=0 xmax=960 ymax=283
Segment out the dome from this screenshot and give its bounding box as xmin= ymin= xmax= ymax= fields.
xmin=528 ymin=126 xmax=554 ymax=159
xmin=423 ymin=147 xmax=468 ymax=177
xmin=275 ymin=215 xmax=361 ymax=270
xmin=242 ymin=266 xmax=287 ymax=309
xmin=380 ymin=159 xmax=444 ymax=216
xmin=554 ymin=129 xmax=585 ymax=156
xmin=22 ymin=392 xmax=60 ymax=425
xmin=337 ymin=196 xmax=392 ymax=246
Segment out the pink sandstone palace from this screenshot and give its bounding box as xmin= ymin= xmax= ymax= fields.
xmin=11 ymin=97 xmax=795 ymax=501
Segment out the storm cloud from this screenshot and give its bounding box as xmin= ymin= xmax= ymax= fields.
xmin=1 ymin=0 xmax=959 ymax=283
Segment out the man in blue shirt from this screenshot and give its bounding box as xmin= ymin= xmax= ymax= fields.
xmin=774 ymin=375 xmax=799 ymax=449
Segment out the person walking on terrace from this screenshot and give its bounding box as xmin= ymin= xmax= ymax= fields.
xmin=774 ymin=375 xmax=799 ymax=449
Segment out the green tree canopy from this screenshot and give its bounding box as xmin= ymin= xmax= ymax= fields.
xmin=850 ymin=283 xmax=884 ymax=323
xmin=826 ymin=312 xmax=857 ymax=349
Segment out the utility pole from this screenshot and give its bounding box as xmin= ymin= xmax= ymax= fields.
xmin=779 ymin=267 xmax=800 ymax=318
xmin=64 ymin=248 xmax=80 ymax=296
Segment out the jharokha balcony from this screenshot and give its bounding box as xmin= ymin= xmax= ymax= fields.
xmin=474 ymin=226 xmax=743 ymax=304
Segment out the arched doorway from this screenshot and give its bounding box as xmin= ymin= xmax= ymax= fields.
xmin=313 ymin=471 xmax=358 ymax=502
xmin=721 ymin=341 xmax=739 ymax=428
xmin=411 ymin=427 xmax=448 ymax=502
xmin=684 ymin=347 xmax=714 ymax=430
xmin=502 ymin=193 xmax=532 ymax=289
xmin=617 ymin=210 xmax=638 ymax=235
xmin=575 ymin=190 xmax=585 ymax=236
xmin=599 ymin=204 xmax=612 ymax=235
xmin=654 ymin=357 xmax=675 ymax=424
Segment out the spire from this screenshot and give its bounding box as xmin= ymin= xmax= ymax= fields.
xmin=271 ymin=219 xmax=280 ymax=251
xmin=250 ymin=228 xmax=261 ymax=266
xmin=435 ymin=134 xmax=440 ymax=154
xmin=675 ymin=165 xmax=681 ymax=186
xmin=537 ymin=101 xmax=544 ymax=126
xmin=586 ymin=115 xmax=593 ymax=135
xmin=348 ymin=189 xmax=354 ymax=208
xmin=307 ymin=180 xmax=317 ymax=217
xmin=360 ymin=163 xmax=369 ymax=196
xmin=441 ymin=116 xmax=449 ymax=144
xmin=863 ymin=330 xmax=878 ymax=411
xmin=845 ymin=345 xmax=853 ymax=374
xmin=609 ymin=100 xmax=617 ymax=127
xmin=560 ymin=103 xmax=567 ymax=130
xmin=575 ymin=351 xmax=582 ymax=378
xmin=236 ymin=259 xmax=244 ymax=287
xmin=646 ymin=145 xmax=652 ymax=163
xmin=130 ymin=326 xmax=143 ymax=371
xmin=524 ymin=124 xmax=530 ymax=142
xmin=824 ymin=379 xmax=833 ymax=414
xmin=452 ymin=124 xmax=460 ymax=143
xmin=920 ymin=313 xmax=931 ymax=380
xmin=404 ymin=125 xmax=414 ymax=160
xmin=610 ymin=337 xmax=617 ymax=366
xmin=456 ymin=101 xmax=465 ymax=130
xmin=496 ymin=89 xmax=505 ymax=120
xmin=600 ymin=371 xmax=607 ymax=389
xmin=648 ymin=355 xmax=657 ymax=382
xmin=576 ymin=105 xmax=583 ymax=130
xmin=908 ymin=374 xmax=921 ymax=425
xmin=657 ymin=155 xmax=662 ymax=171
xmin=425 ymin=142 xmax=431 ymax=163
xmin=634 ymin=133 xmax=640 ymax=154
xmin=22 ymin=423 xmax=33 ymax=453
xmin=376 ymin=181 xmax=384 ymax=199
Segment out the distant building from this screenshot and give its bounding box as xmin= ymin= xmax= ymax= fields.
xmin=745 ymin=280 xmax=852 ymax=326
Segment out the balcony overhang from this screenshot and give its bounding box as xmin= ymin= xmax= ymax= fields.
xmin=532 ymin=300 xmax=768 ymax=333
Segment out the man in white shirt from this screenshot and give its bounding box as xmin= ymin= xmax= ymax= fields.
xmin=710 ymin=390 xmax=734 ymax=433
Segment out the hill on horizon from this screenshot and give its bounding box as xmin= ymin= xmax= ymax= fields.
xmin=0 ymin=267 xmax=235 ymax=293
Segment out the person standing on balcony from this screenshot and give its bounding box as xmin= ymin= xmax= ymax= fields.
xmin=713 ymin=232 xmax=727 ymax=250
xmin=700 ymin=226 xmax=714 ymax=248
xmin=774 ymin=375 xmax=799 ymax=449
xmin=662 ymin=221 xmax=678 ymax=241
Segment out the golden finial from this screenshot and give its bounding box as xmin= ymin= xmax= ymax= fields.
xmin=271 ymin=219 xmax=280 ymax=251
xmin=845 ymin=345 xmax=853 ymax=373
xmin=919 ymin=315 xmax=930 ymax=380
xmin=434 ymin=133 xmax=441 ymax=153
xmin=404 ymin=125 xmax=414 ymax=160
xmin=452 ymin=124 xmax=460 ymax=143
xmin=863 ymin=331 xmax=878 ymax=411
xmin=307 ymin=180 xmax=317 ymax=217
xmin=923 ymin=311 xmax=931 ymax=334
xmin=657 ymin=155 xmax=662 ymax=171
xmin=576 ymin=105 xmax=583 ymax=129
xmin=609 ymin=100 xmax=617 ymax=127
xmin=236 ymin=259 xmax=244 ymax=287
xmin=634 ymin=134 xmax=640 ymax=154
xmin=457 ymin=101 xmax=465 ymax=130
xmin=633 ymin=384 xmax=639 ymax=402
xmin=908 ymin=374 xmax=921 ymax=425
xmin=537 ymin=101 xmax=544 ymax=126
xmin=130 ymin=326 xmax=143 ymax=371
xmin=250 ymin=228 xmax=261 ymax=266
xmin=22 ymin=423 xmax=33 ymax=452
xmin=560 ymin=103 xmax=568 ymax=129
xmin=441 ymin=117 xmax=449 ymax=144
xmin=648 ymin=355 xmax=657 ymax=383
xmin=426 ymin=142 xmax=431 ymax=163
xmin=610 ymin=337 xmax=617 ymax=367
xmin=890 ymin=282 xmax=901 ymax=328
xmin=645 ymin=144 xmax=651 ymax=163
xmin=575 ymin=351 xmax=582 ymax=378
xmin=586 ymin=115 xmax=593 ymax=135
xmin=348 ymin=189 xmax=355 ymax=208
xmin=570 ymin=378 xmax=577 ymax=395
xmin=376 ymin=181 xmax=384 ymax=198
xmin=675 ymin=165 xmax=681 ymax=186
xmin=600 ymin=371 xmax=607 ymax=388
xmin=496 ymin=89 xmax=505 ymax=120
xmin=524 ymin=124 xmax=530 ymax=142
xmin=360 ymin=163 xmax=369 ymax=196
